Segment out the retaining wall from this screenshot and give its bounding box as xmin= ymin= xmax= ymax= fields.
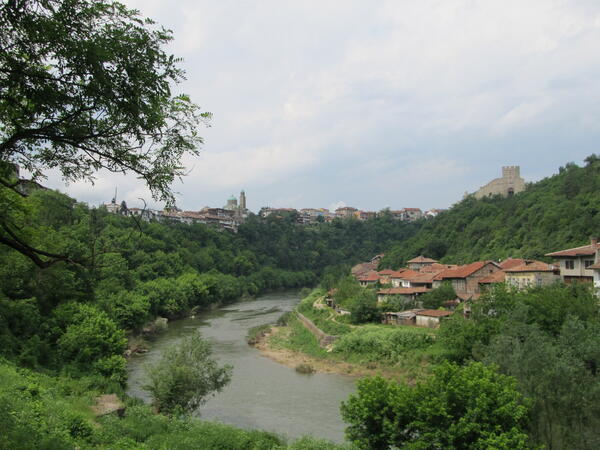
xmin=296 ymin=311 xmax=338 ymax=348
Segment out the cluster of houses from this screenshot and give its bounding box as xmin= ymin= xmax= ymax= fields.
xmin=103 ymin=191 xmax=249 ymax=232
xmin=343 ymin=238 xmax=600 ymax=328
xmin=260 ymin=206 xmax=446 ymax=225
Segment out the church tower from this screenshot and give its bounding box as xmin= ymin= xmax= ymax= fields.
xmin=239 ymin=190 xmax=247 ymax=210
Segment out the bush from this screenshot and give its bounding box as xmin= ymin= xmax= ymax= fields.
xmin=143 ymin=332 xmax=232 ymax=414
xmin=57 ymin=304 xmax=126 ymax=378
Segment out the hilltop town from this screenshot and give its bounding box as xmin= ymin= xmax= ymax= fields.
xmin=101 ymin=165 xmax=525 ymax=232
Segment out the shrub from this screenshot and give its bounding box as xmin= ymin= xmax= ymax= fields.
xmin=143 ymin=332 xmax=232 ymax=414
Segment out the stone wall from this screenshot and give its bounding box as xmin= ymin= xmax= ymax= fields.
xmin=296 ymin=312 xmax=338 ymax=347
xmin=474 ymin=166 xmax=526 ymax=199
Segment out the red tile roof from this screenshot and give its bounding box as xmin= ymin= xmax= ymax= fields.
xmin=408 ymin=272 xmax=440 ymax=284
xmin=407 ymin=255 xmax=438 ymax=264
xmin=589 ymin=262 xmax=600 ymax=270
xmin=434 ymin=261 xmax=500 ymax=280
xmin=378 ymin=269 xmax=397 ymax=276
xmin=546 ymin=242 xmax=599 ymax=258
xmin=479 ymin=270 xmax=506 ymax=284
xmin=499 ymin=258 xmax=527 ymax=270
xmin=358 ymin=271 xmax=380 ymax=282
xmin=420 ymin=263 xmax=457 ymax=273
xmin=505 ymin=261 xmax=556 ymax=273
xmin=416 ymin=309 xmax=453 ymax=317
xmin=390 ymin=269 xmax=420 ymax=279
xmin=378 ymin=287 xmax=430 ymax=295
xmin=352 ymin=262 xmax=378 ymax=275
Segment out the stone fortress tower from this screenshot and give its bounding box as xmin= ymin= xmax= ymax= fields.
xmin=474 ymin=166 xmax=526 ymax=199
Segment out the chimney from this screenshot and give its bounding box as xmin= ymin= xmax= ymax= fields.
xmin=591 ymin=237 xmax=598 ymax=248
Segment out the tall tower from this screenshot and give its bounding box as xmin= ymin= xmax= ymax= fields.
xmin=239 ymin=190 xmax=246 ymax=210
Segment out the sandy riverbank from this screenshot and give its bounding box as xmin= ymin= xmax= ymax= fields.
xmin=253 ymin=326 xmax=406 ymax=380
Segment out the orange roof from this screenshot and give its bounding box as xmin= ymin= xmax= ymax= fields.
xmin=546 ymin=242 xmax=598 ymax=258
xmin=358 ymin=271 xmax=380 ymax=282
xmin=434 ymin=261 xmax=500 ymax=280
xmin=407 ymin=255 xmax=438 ymax=264
xmin=378 ymin=287 xmax=430 ymax=295
xmin=479 ymin=270 xmax=506 ymax=284
xmin=499 ymin=258 xmax=527 ymax=270
xmin=352 ymin=262 xmax=377 ymax=275
xmin=420 ymin=263 xmax=457 ymax=273
xmin=378 ymin=269 xmax=397 ymax=276
xmin=589 ymin=262 xmax=600 ymax=270
xmin=416 ymin=309 xmax=453 ymax=317
xmin=390 ymin=269 xmax=420 ymax=279
xmin=408 ymin=272 xmax=440 ymax=284
xmin=505 ymin=261 xmax=557 ymax=273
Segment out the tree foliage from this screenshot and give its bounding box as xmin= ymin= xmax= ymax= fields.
xmin=341 ymin=362 xmax=531 ymax=449
xmin=0 ymin=0 xmax=208 ymax=266
xmin=143 ymin=332 xmax=232 ymax=415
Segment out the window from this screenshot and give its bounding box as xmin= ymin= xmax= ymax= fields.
xmin=585 ymin=260 xmax=594 ymax=269
xmin=565 ymin=260 xmax=575 ymax=270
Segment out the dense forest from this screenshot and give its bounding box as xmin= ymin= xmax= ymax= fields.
xmin=381 ymin=154 xmax=600 ymax=267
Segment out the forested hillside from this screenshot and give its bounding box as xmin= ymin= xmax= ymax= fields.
xmin=381 ymin=155 xmax=600 ymax=268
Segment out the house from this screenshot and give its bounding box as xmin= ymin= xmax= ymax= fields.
xmin=357 ymin=271 xmax=380 ymax=287
xmin=504 ymin=261 xmax=560 ymax=290
xmin=335 ymin=206 xmax=358 ymax=219
xmin=545 ymin=238 xmax=599 ymax=283
xmin=351 ymin=262 xmax=378 ymax=277
xmin=415 ymin=310 xmax=453 ymax=328
xmin=478 ymin=270 xmax=506 ymax=288
xmin=401 ymin=208 xmax=423 ymax=221
xmin=499 ymin=258 xmax=528 ymax=270
xmin=377 ymin=287 xmax=429 ymax=303
xmin=407 ymin=255 xmax=438 ymax=271
xmin=405 ymin=271 xmax=440 ymax=289
xmin=433 ymin=261 xmax=502 ymax=299
xmin=588 ymin=261 xmax=600 ymax=294
xmin=377 ymin=269 xmax=397 ymax=285
xmin=382 ymin=309 xmax=422 ymax=326
xmin=390 ymin=269 xmax=421 ymax=287
xmin=420 ymin=263 xmax=458 ymax=273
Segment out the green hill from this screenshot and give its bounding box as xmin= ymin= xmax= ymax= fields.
xmin=381 ymin=155 xmax=600 ymax=267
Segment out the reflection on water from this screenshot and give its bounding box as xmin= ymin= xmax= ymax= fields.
xmin=126 ymin=290 xmax=356 ymax=443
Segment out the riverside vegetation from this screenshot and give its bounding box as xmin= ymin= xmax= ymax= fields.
xmin=262 ymin=279 xmax=600 ymax=448
xmin=4 ymin=0 xmax=600 ymax=447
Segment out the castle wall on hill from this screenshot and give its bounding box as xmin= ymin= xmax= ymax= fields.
xmin=474 ymin=166 xmax=526 ymax=199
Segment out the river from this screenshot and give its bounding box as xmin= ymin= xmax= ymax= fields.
xmin=126 ymin=290 xmax=357 ymax=443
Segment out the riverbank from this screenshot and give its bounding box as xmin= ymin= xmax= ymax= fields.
xmin=250 ymin=289 xmax=439 ymax=382
xmin=253 ymin=326 xmax=384 ymax=377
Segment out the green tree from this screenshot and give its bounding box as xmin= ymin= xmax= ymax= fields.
xmin=341 ymin=362 xmax=531 ymax=449
xmin=143 ymin=332 xmax=232 ymax=415
xmin=420 ymin=281 xmax=456 ymax=309
xmin=57 ymin=304 xmax=126 ymax=380
xmin=0 ymin=0 xmax=208 ymax=267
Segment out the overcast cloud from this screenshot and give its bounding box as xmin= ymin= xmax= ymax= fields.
xmin=46 ymin=0 xmax=600 ymax=212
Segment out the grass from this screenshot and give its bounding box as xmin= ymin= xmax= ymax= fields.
xmin=270 ymin=288 xmax=440 ymax=380
xmin=247 ymin=324 xmax=272 ymax=345
xmin=270 ymin=316 xmax=329 ymax=359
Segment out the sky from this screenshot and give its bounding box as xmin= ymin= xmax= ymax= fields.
xmin=45 ymin=0 xmax=600 ymax=213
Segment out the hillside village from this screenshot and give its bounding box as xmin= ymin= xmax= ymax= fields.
xmin=342 ymin=237 xmax=600 ymax=328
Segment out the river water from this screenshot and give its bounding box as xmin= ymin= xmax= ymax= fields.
xmin=126 ymin=290 xmax=357 ymax=443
